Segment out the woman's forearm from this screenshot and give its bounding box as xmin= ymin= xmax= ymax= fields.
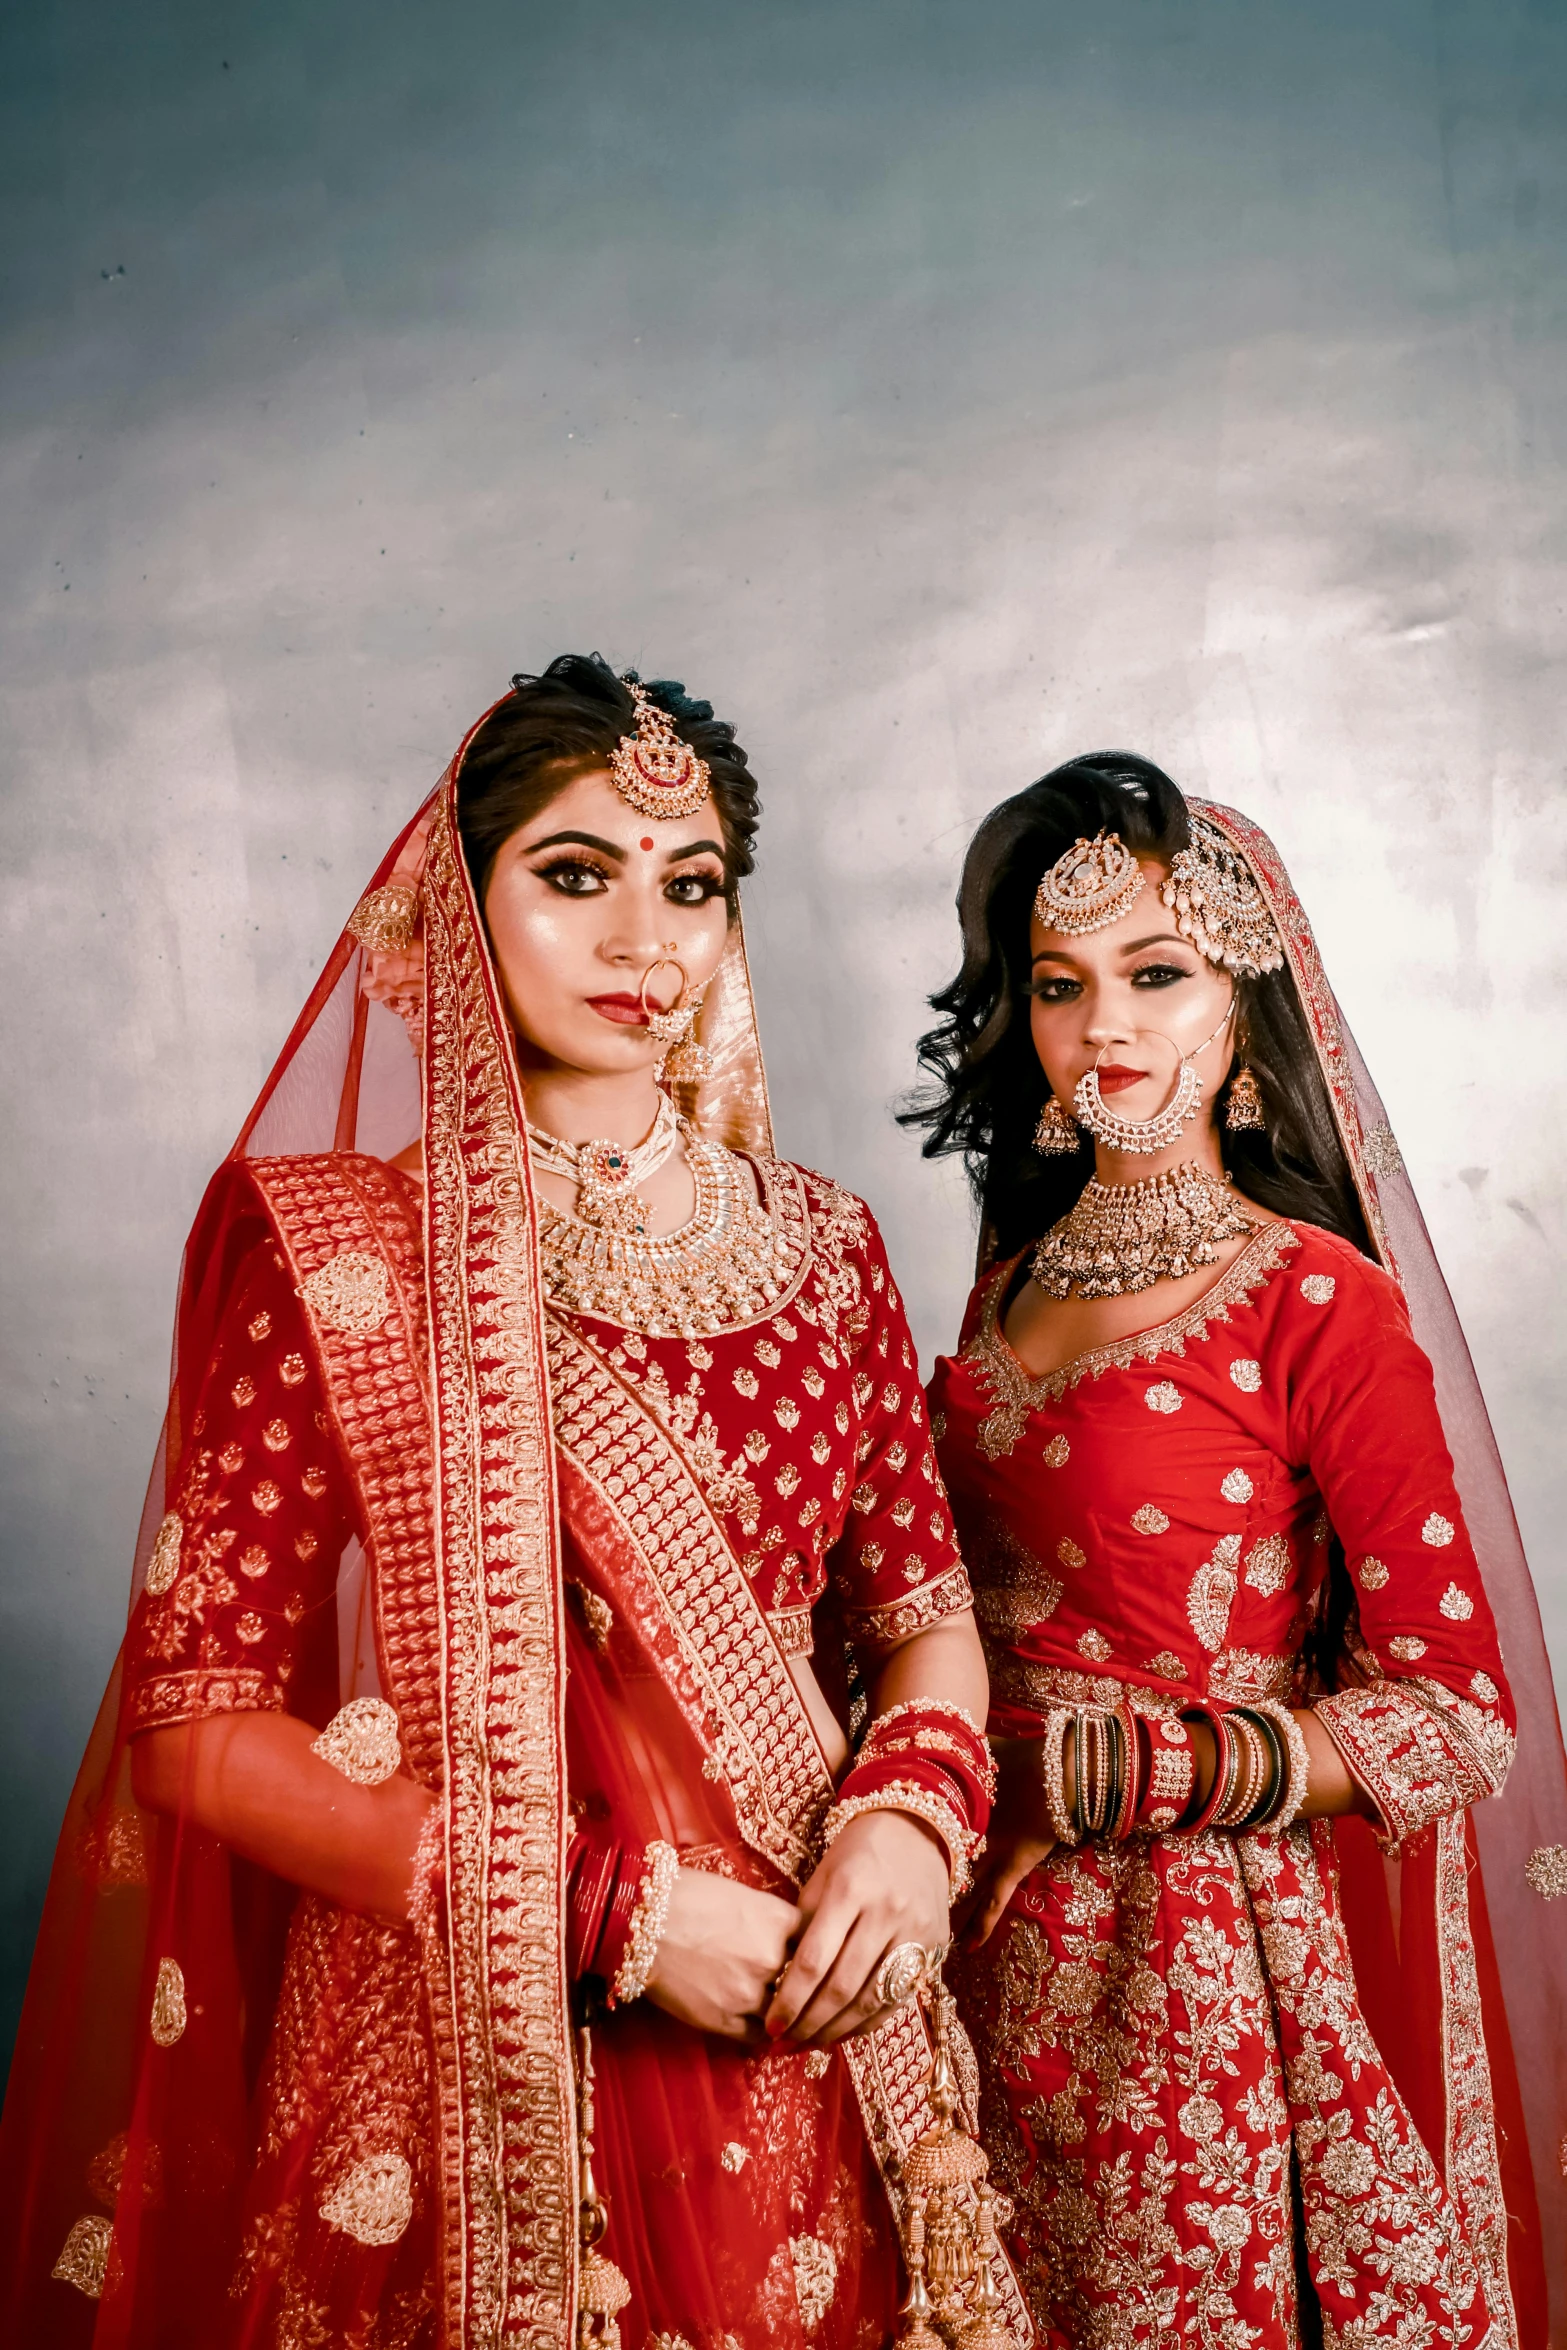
xmin=866 ymin=1609 xmax=989 ymax=1723
xmin=130 ymin=1712 xmax=434 ymax=1923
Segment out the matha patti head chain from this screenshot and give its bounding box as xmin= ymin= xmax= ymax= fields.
xmin=608 ymin=678 xmax=712 ymax=821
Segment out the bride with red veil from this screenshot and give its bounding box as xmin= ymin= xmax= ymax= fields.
xmin=0 ymin=657 xmax=1020 ymax=2350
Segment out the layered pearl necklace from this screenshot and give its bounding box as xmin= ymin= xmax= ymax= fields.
xmin=1031 ymin=1161 xmax=1259 ymax=1301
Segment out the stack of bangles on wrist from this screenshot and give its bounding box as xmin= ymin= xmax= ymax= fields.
xmin=820 ymin=1699 xmax=996 ymax=1899
xmin=1034 ymin=1696 xmax=1310 ymax=1843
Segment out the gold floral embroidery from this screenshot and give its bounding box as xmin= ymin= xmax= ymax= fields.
xmin=1056 ymin=1537 xmax=1086 ymax=1570
xmin=262 ymin=1416 xmax=291 ymax=1452
xmin=231 ymin=1374 xmax=257 ymax=1408
xmin=125 ymin=1664 xmax=282 ymax=1732
xmin=1207 ymin=1648 xmax=1294 ymax=1703
xmin=248 ymin=1311 xmax=272 ymax=1342
xmin=720 ymin=2140 xmax=748 ymax=2173
xmin=843 ymin=1563 xmax=975 ymax=1650
xmin=280 ymin=1351 xmax=308 ymax=1386
xmin=1042 ymin=1434 xmax=1070 ymax=1467
xmin=297 ymin=1248 xmax=393 ymax=1336
xmin=1315 ymin=1677 xmax=1515 ymax=1848
xmin=1470 ymin=1669 xmax=1497 ymax=1705
xmin=1131 ymin=1506 xmax=1169 ymax=1535
xmin=1422 ymin=1512 xmax=1455 ymax=1547
xmin=961 ymin=1225 xmax=1300 ymax=1456
xmin=1219 ymin=1468 xmax=1253 ymax=1504
xmin=150 ymin=1956 xmax=187 ymax=2046
xmin=1356 ymin=1554 xmax=1389 ymax=1590
xmin=1243 ymin=1535 xmax=1290 ymax=1596
xmin=1076 ymin=1629 xmax=1112 ymax=1662
xmin=1524 ymin=1845 xmax=1567 ymax=1899
xmin=1438 ymin=1582 xmax=1474 ymax=1621
xmin=1298 ymin=1273 xmax=1336 ymax=1304
xmin=789 ymin=2233 xmax=837 ymax=2328
xmin=144 ymin=1511 xmax=183 ymax=1596
xmin=1388 ymin=1635 xmax=1426 ymax=1661
xmin=1228 ymin=1358 xmax=1262 ymax=1392
xmin=251 ymin=1479 xmax=283 ymax=1515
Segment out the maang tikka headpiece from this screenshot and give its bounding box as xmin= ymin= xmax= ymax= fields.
xmin=608 ymin=678 xmax=711 ymax=821
xmin=1160 ymin=812 xmax=1284 ymax=977
xmin=1032 ymin=829 xmax=1146 ymax=935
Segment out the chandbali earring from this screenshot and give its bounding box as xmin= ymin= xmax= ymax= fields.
xmin=1225 ymin=1064 xmax=1266 ymax=1132
xmin=640 ymin=953 xmax=713 ymax=1085
xmin=1033 ymin=1095 xmax=1084 ymax=1156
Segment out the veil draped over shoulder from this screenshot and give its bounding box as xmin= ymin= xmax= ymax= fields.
xmin=1202 ymin=803 xmax=1567 ymax=2345
xmin=0 ymin=703 xmax=820 ymax=2349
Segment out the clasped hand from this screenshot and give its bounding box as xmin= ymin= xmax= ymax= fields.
xmin=645 ymin=1811 xmax=950 ymax=2048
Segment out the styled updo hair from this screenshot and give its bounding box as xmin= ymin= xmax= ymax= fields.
xmin=901 ymin=750 xmax=1374 ymax=1262
xmin=455 ymin=653 xmax=761 ymax=909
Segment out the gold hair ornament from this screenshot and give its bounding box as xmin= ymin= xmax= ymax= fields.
xmin=608 ymin=679 xmax=711 ymax=821
xmin=1032 ymin=829 xmax=1146 ymax=936
xmin=347 ymin=880 xmax=420 ymax=954
xmin=1160 ymin=813 xmax=1284 ymax=977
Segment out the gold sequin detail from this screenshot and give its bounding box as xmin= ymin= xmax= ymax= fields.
xmin=251 ymin=1480 xmax=283 ymax=1516
xmin=734 ymin=1366 xmax=759 ymax=1398
xmin=1043 ymin=1434 xmax=1070 ymax=1467
xmin=1422 ymin=1513 xmax=1455 ymax=1548
xmin=1299 ymin=1274 xmax=1336 ymax=1304
xmin=145 ymin=1512 xmax=183 ymax=1596
xmin=261 ymin=1417 xmax=290 ymax=1452
xmin=280 ymin=1352 xmax=308 ymax=1386
xmin=1439 ymin=1582 xmax=1474 ymax=1621
xmin=1056 ymin=1537 xmax=1086 ymax=1570
xmin=236 ymin=1612 xmax=266 ymax=1645
xmin=1229 ymin=1358 xmax=1262 ymax=1392
xmin=1358 ymin=1555 xmax=1389 ymax=1590
xmin=720 ymin=2140 xmax=748 ymax=2173
xmin=219 ymin=1442 xmax=245 ymax=1474
xmin=774 ymin=1397 xmax=801 ymax=1431
xmin=1244 ymin=1534 xmax=1290 ymax=1595
xmin=1076 ymin=1628 xmax=1112 ymax=1662
xmin=1388 ymin=1635 xmax=1427 ymax=1662
xmin=302 ymin=1466 xmax=328 ymax=1499
xmin=1131 ymin=1506 xmax=1169 ymax=1535
xmin=1470 ymin=1670 xmax=1498 ymax=1705
xmin=1220 ymin=1467 xmax=1254 ymax=1503
xmin=150 ymin=1957 xmax=187 ymax=2046
xmin=248 ymin=1312 xmax=272 ymax=1342
xmin=231 ymin=1375 xmax=256 ymax=1408
xmin=1145 ymin=1382 xmax=1182 ymax=1414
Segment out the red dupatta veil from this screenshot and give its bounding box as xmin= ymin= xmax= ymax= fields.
xmin=0 ymin=706 xmax=979 ymax=2348
xmin=1199 ymin=804 xmax=1567 ymax=2346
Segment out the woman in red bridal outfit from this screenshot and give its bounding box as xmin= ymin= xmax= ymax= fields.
xmin=907 ymin=755 xmax=1567 ymax=2348
xmin=0 ymin=658 xmax=1022 ymax=2349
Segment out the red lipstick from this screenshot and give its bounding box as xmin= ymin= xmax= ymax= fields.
xmin=1095 ymin=1064 xmax=1148 ymax=1096
xmin=587 ymin=993 xmax=650 ymax=1027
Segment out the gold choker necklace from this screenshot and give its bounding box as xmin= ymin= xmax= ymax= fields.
xmin=1031 ymin=1163 xmax=1258 ymax=1301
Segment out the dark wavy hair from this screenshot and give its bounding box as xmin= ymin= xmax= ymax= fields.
xmin=455 ymin=653 xmax=761 ymax=909
xmin=901 ymin=751 xmax=1373 ymax=1263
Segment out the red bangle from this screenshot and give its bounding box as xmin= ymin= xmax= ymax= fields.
xmin=1179 ymin=1705 xmax=1233 ymax=1833
xmin=1136 ymin=1714 xmax=1198 ymax=1833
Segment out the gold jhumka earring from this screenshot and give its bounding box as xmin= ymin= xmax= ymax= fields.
xmin=894 ymin=1976 xmax=1013 ymax=2350
xmin=1032 ymin=1095 xmax=1083 ymax=1156
xmin=575 ymin=2013 xmax=632 ymax=2349
xmin=1225 ymin=1064 xmax=1266 ymax=1131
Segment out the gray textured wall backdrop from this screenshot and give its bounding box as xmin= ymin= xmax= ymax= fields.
xmin=3 ymin=0 xmax=1565 ymax=2055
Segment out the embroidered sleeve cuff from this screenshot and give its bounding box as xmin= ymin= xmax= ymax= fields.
xmin=1314 ymin=1678 xmax=1516 ymax=1851
xmin=611 ymin=1840 xmax=680 ymax=2004
xmin=842 ymin=1563 xmax=974 ymax=1651
xmin=125 ymin=1667 xmax=286 ymax=1736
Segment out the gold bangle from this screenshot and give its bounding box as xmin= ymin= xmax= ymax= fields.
xmin=613 ymin=1841 xmax=679 ymax=2003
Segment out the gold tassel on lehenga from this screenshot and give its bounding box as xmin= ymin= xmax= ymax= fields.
xmin=575 ymin=2014 xmax=632 ymax=2350
xmin=893 ymin=1977 xmax=1015 ymax=2350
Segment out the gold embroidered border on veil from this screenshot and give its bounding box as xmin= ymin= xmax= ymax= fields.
xmin=1197 ymin=801 xmax=1567 ymax=2344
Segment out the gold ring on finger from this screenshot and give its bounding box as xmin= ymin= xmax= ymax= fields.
xmin=873 ymin=1941 xmax=931 ymax=2010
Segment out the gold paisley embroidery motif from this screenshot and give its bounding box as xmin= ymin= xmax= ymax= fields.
xmin=1186 ymin=1535 xmax=1241 ymax=1652
xmin=144 ymin=1511 xmax=183 ymax=1595
xmin=297 ymin=1249 xmax=393 ymax=1336
xmin=150 ymin=1957 xmax=187 ymax=2047
xmin=317 ymin=2151 xmax=415 ymax=2245
xmin=1524 ymin=1845 xmax=1567 ymax=1899
xmin=312 ymin=1697 xmax=403 ymax=1786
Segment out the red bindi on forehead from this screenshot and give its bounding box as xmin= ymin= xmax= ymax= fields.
xmin=640 ymin=837 xmax=654 ymax=852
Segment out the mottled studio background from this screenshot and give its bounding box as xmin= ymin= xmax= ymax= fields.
xmin=3 ymin=0 xmax=1565 ymax=2059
